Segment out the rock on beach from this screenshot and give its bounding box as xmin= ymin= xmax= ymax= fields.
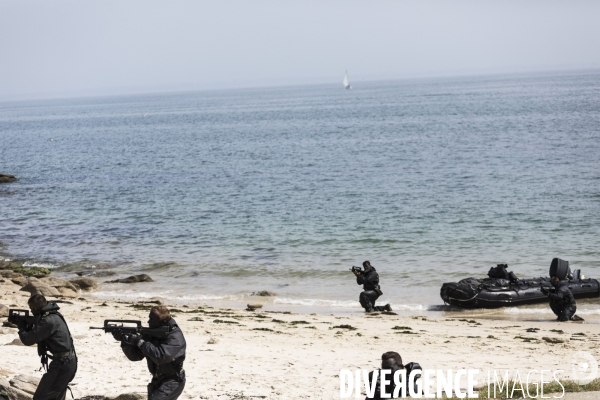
xmin=0 ymin=174 xmax=17 ymax=183
xmin=106 ymin=274 xmax=154 ymax=284
xmin=70 ymin=277 xmax=98 ymax=291
xmin=19 ymin=282 xmax=60 ymax=297
xmin=8 ymin=375 xmax=39 ymax=395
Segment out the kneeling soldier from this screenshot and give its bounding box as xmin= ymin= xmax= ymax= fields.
xmin=114 ymin=306 xmax=186 ymax=400
xmin=18 ymin=294 xmax=77 ymax=400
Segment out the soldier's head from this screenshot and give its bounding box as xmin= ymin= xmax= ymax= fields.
xmin=148 ymin=305 xmax=171 ymax=328
xmin=551 ymin=276 xmax=560 ymax=288
xmin=381 ymin=351 xmax=403 ymax=373
xmin=28 ymin=294 xmax=48 ymax=316
xmin=363 ymin=261 xmax=372 ymax=271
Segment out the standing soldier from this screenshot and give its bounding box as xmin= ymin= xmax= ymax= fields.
xmin=113 ymin=305 xmax=186 ymax=400
xmin=17 ymin=294 xmax=77 ymax=400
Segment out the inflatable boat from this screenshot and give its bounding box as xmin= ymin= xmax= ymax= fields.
xmin=440 ymin=259 xmax=600 ymax=309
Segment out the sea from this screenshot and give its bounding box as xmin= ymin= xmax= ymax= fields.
xmin=1 ymin=70 xmax=600 ymax=320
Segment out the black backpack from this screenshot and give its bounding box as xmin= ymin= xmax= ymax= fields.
xmin=487 ymin=264 xmax=510 ymax=279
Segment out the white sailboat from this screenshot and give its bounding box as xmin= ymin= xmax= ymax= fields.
xmin=343 ymin=70 xmax=352 ymax=89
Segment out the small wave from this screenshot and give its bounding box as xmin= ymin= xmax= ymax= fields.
xmin=504 ymin=307 xmax=554 ymax=314
xmin=23 ymin=261 xmax=61 ymax=269
xmin=504 ymin=307 xmax=600 ymax=316
xmin=390 ymin=304 xmax=431 ymax=312
xmin=273 ymin=297 xmax=434 ymax=312
xmin=273 ymin=297 xmax=360 ymax=308
xmin=565 ymin=309 xmax=600 ymax=316
xmin=93 ymin=290 xmax=234 ymax=302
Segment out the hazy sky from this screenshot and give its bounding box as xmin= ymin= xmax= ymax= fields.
xmin=1 ymin=0 xmax=600 ymax=100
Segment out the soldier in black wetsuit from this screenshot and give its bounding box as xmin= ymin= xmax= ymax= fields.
xmin=366 ymin=351 xmax=422 ymax=399
xmin=114 ymin=305 xmax=186 ymax=400
xmin=542 ymin=276 xmax=577 ymax=321
xmin=18 ymin=294 xmax=77 ymax=400
xmin=353 ymin=261 xmax=392 ymax=313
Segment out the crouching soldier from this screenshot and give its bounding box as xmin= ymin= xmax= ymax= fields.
xmin=18 ymin=294 xmax=77 ymax=400
xmin=542 ymin=276 xmax=577 ymax=321
xmin=114 ymin=306 xmax=186 ymax=400
xmin=353 ymin=261 xmax=392 ymax=313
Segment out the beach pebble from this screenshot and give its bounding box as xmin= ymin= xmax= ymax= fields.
xmin=9 ymin=374 xmax=40 ymax=395
xmin=70 ymin=278 xmax=98 ymax=291
xmin=0 ymin=304 xmax=8 ymax=318
xmin=207 ymin=337 xmax=219 ymax=344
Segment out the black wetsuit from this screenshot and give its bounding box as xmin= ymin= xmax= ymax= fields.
xmin=121 ymin=318 xmax=186 ymax=400
xmin=548 ymin=280 xmax=577 ymax=321
xmin=18 ymin=302 xmax=77 ymax=400
xmin=356 ymin=267 xmax=385 ymax=312
xmin=365 ymin=362 xmax=422 ymax=399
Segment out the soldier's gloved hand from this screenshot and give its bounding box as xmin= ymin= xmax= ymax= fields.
xmin=124 ymin=333 xmax=144 ymax=348
xmin=112 ymin=329 xmax=125 ymax=342
xmin=16 ymin=319 xmax=27 ymax=331
xmin=541 ymin=287 xmax=549 ymax=295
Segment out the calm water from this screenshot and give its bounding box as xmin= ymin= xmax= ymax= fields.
xmin=1 ymin=71 xmax=600 ymax=315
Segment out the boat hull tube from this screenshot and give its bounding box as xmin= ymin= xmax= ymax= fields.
xmin=440 ymin=271 xmax=600 ymax=309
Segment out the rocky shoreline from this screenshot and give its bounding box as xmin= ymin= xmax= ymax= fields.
xmin=0 ymin=259 xmax=98 ymax=301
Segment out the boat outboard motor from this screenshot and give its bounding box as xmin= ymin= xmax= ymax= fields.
xmin=549 ymin=258 xmax=572 ymax=280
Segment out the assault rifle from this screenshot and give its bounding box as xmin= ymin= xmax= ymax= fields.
xmin=540 ymin=286 xmax=556 ymax=295
xmin=90 ymin=320 xmax=170 ymax=339
xmin=349 ymin=266 xmax=383 ymax=296
xmin=8 ymin=309 xmax=36 ymax=330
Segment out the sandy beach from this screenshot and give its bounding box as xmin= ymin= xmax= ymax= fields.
xmin=2 ymin=276 xmax=600 ymax=400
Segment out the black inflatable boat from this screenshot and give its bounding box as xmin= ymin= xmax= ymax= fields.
xmin=440 ymin=259 xmax=600 ymax=309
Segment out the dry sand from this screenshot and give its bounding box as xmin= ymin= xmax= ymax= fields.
xmin=2 ymin=282 xmax=600 ymax=399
